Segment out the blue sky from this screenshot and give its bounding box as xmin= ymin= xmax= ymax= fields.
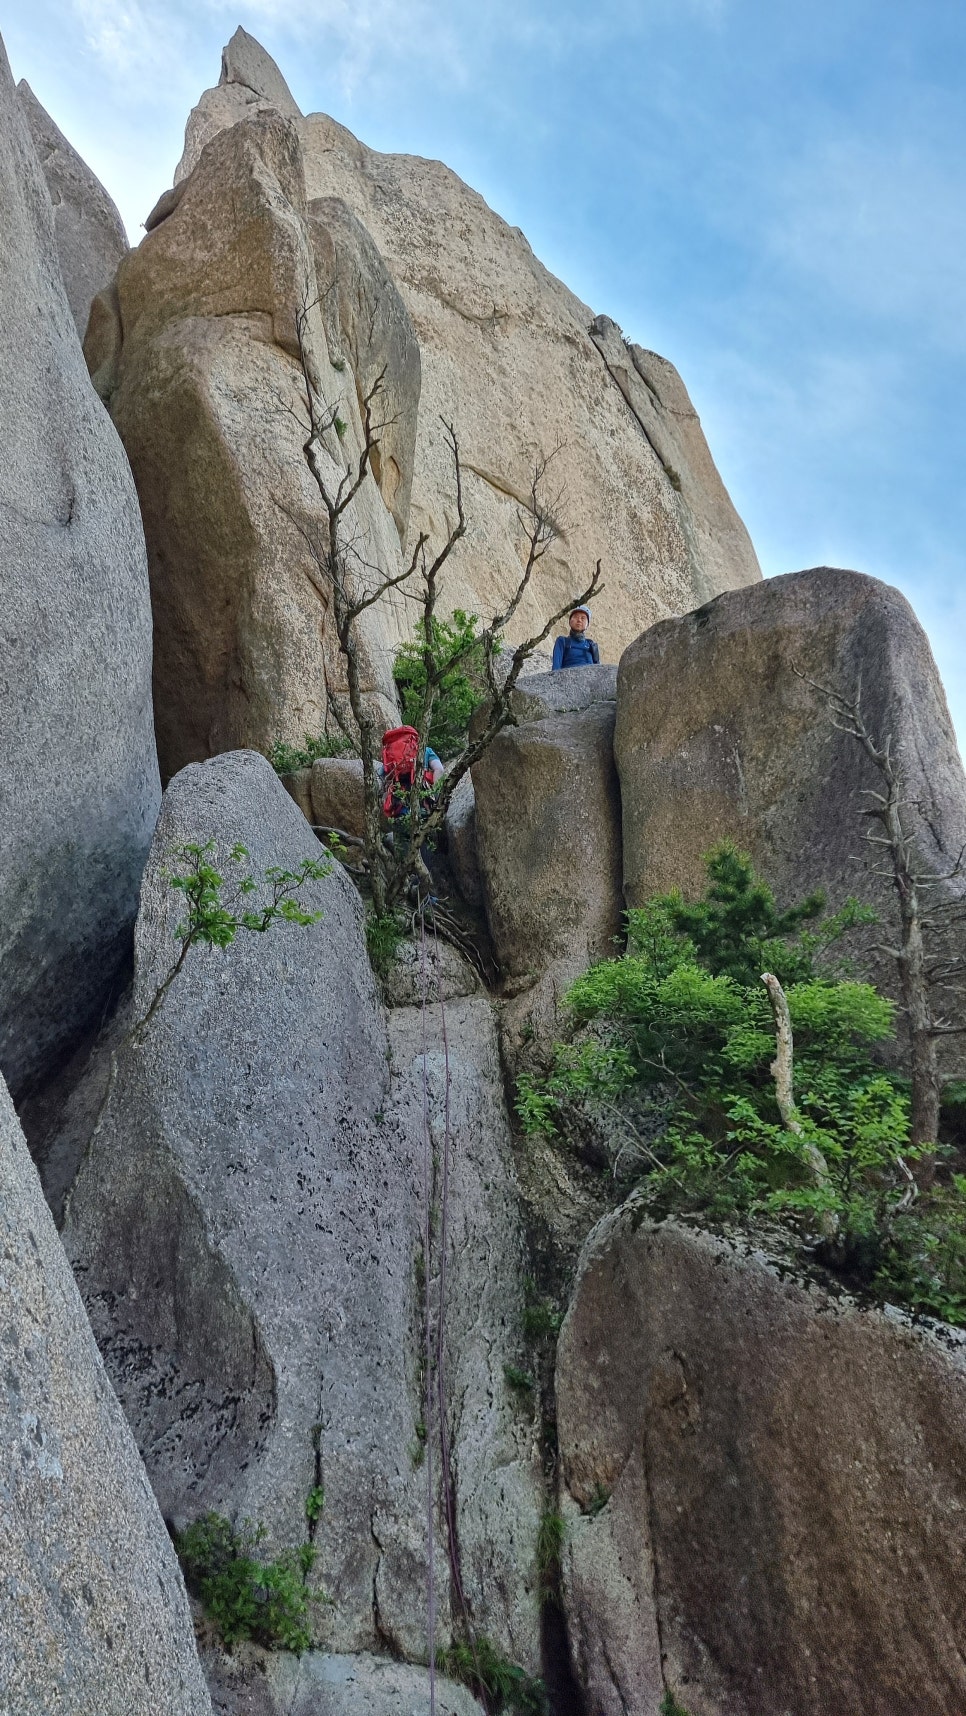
xmin=6 ymin=0 xmax=964 ymax=746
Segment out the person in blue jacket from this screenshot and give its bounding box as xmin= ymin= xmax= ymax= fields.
xmin=552 ymin=605 xmax=600 ymax=670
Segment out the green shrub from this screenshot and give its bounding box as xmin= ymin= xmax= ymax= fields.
xmin=366 ymin=908 xmax=406 ymax=977
xmin=503 ymin=1363 xmax=535 ymax=1396
xmin=174 ymin=1512 xmax=315 ymax=1652
xmin=535 ymin=1508 xmax=566 ymax=1603
xmin=518 ymin=844 xmax=966 ymax=1323
xmin=268 ymin=732 xmax=353 ymax=775
xmin=660 ymin=1693 xmax=693 ymax=1716
xmin=393 ymin=609 xmax=487 ymax=759
xmin=439 ymin=1635 xmax=547 ymax=1714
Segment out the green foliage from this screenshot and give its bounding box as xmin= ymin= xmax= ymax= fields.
xmin=304 ymin=1486 xmax=325 ymax=1526
xmin=586 ymin=1482 xmax=611 ymax=1517
xmin=393 ymin=609 xmax=487 ymax=759
xmin=334 ymin=414 xmax=348 ymax=441
xmin=660 ymin=1692 xmax=693 ymax=1716
xmin=535 ymin=1508 xmax=566 ymax=1604
xmin=174 ymin=1513 xmax=315 ymax=1652
xmin=438 ymin=1636 xmax=548 ymax=1714
xmin=365 ymin=908 xmax=406 ymax=977
xmin=518 ymin=843 xmax=966 ymax=1324
xmin=503 ymin=1363 xmax=535 ymax=1397
xmin=166 ymin=842 xmax=331 ymax=944
xmin=520 ymin=1277 xmax=563 ymax=1342
xmin=268 ymin=732 xmax=353 ymax=775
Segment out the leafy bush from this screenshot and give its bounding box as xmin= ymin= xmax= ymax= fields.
xmin=268 ymin=732 xmax=353 ymax=775
xmin=394 ymin=609 xmax=487 ymax=759
xmin=518 ymin=844 xmax=966 ymax=1323
xmin=365 ymin=908 xmax=406 ymax=977
xmin=439 ymin=1635 xmax=547 ymax=1714
xmin=174 ymin=1512 xmax=315 ymax=1652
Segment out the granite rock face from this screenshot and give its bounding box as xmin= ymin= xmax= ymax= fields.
xmin=616 ymin=567 xmax=966 ymax=1014
xmin=205 ymin=1647 xmax=483 ymax=1716
xmin=59 ymin=751 xmax=541 ymax=1666
xmin=0 ymin=1074 xmax=211 ymax=1716
xmin=557 ymin=1210 xmax=966 ymax=1716
xmin=17 ymin=79 xmax=128 ymax=339
xmin=173 ymin=34 xmax=761 ymax=673
xmin=473 ymin=696 xmax=623 ymax=984
xmin=0 ymin=36 xmax=160 ymax=1099
xmin=87 ymin=108 xmax=406 ymax=780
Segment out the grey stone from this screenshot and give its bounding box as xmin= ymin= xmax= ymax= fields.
xmin=615 ymin=567 xmax=966 ymax=1032
xmin=310 ymin=195 xmax=421 ymax=542
xmin=311 ymin=756 xmax=366 ymax=837
xmin=175 ymin=28 xmax=302 ymax=189
xmin=16 ymin=80 xmax=128 ymax=341
xmin=557 ymin=1208 xmax=966 ymax=1716
xmin=205 ymin=1646 xmax=483 ymax=1715
xmin=444 ymin=773 xmax=483 ymax=912
xmin=499 ymin=661 xmax=618 ymax=727
xmin=59 ymin=751 xmax=541 ymax=1667
xmin=0 ymin=1072 xmax=211 ymax=1716
xmin=591 ymin=314 xmax=762 ymax=608
xmin=175 ymin=34 xmax=761 ymax=675
xmin=90 ymin=110 xmax=405 ymax=780
xmin=381 ymin=936 xmax=479 ymax=1007
xmin=473 ymin=701 xmax=623 ymax=983
xmin=0 ymin=35 xmax=160 ymax=1099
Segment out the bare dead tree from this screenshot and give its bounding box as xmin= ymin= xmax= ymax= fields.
xmin=797 ymin=670 xmax=966 ymax=1179
xmin=290 ymin=295 xmax=603 ymax=919
xmin=761 ymin=970 xmax=837 ymax=1235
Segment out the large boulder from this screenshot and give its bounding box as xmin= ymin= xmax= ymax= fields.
xmin=0 ymin=35 xmax=160 ymax=1099
xmin=0 ymin=1073 xmax=211 ymax=1716
xmin=16 ymin=80 xmax=128 ymax=340
xmin=205 ymin=1647 xmax=482 ymax=1715
xmin=616 ymin=568 xmax=966 ymax=1012
xmin=473 ymin=696 xmax=623 ymax=985
xmin=175 ymin=35 xmax=761 ymax=669
xmin=58 ymin=751 xmax=541 ymax=1667
xmin=86 ymin=108 xmax=405 ymax=781
xmin=557 ymin=1208 xmax=966 ymax=1716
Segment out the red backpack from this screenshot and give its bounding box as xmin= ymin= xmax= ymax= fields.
xmin=381 ymin=726 xmax=432 ymax=818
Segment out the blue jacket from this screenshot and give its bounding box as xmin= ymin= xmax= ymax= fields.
xmin=552 ymin=633 xmax=600 ymax=671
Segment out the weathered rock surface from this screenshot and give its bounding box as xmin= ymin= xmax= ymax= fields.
xmin=382 ymin=936 xmax=479 ymax=1007
xmin=557 ymin=1208 xmax=966 ymax=1716
xmin=176 ymin=27 xmax=302 ymax=187
xmin=0 ymin=1073 xmax=211 ymax=1716
xmin=616 ymin=567 xmax=966 ymax=1013
xmin=0 ymin=36 xmax=160 ymax=1099
xmin=310 ymin=194 xmax=420 ymax=541
xmin=311 ymin=755 xmax=366 ymax=837
xmin=17 ymin=79 xmax=128 ymax=340
xmin=444 ymin=773 xmax=484 ymax=913
xmin=473 ymin=698 xmax=623 ymax=984
xmin=175 ymin=35 xmax=761 ymax=670
xmin=88 ymin=107 xmax=405 ymax=781
xmin=58 ymin=750 xmax=541 ymax=1666
xmin=205 ymin=1646 xmax=482 ymax=1715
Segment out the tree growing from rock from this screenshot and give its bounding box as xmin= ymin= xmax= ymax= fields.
xmin=290 ymin=296 xmax=603 ymax=918
xmin=798 ymin=671 xmax=966 ymax=1179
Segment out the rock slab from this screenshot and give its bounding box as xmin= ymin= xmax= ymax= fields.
xmin=0 ymin=1073 xmax=211 ymax=1716
xmin=60 ymin=751 xmax=541 ymax=1668
xmin=205 ymin=1646 xmax=483 ymax=1715
xmin=17 ymin=79 xmax=128 ymax=339
xmin=0 ymin=34 xmax=160 ymax=1099
xmin=557 ymin=1210 xmax=966 ymax=1716
xmin=616 ymin=567 xmax=966 ymax=1018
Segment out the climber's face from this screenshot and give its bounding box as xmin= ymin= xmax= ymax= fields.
xmin=570 ymin=610 xmax=588 ymax=633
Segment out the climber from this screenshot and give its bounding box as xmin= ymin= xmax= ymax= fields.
xmin=378 ymin=725 xmax=444 ymax=822
xmin=551 ymin=605 xmax=600 ymax=671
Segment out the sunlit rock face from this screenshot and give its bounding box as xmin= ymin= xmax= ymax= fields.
xmin=173 ymin=28 xmax=761 ymax=678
